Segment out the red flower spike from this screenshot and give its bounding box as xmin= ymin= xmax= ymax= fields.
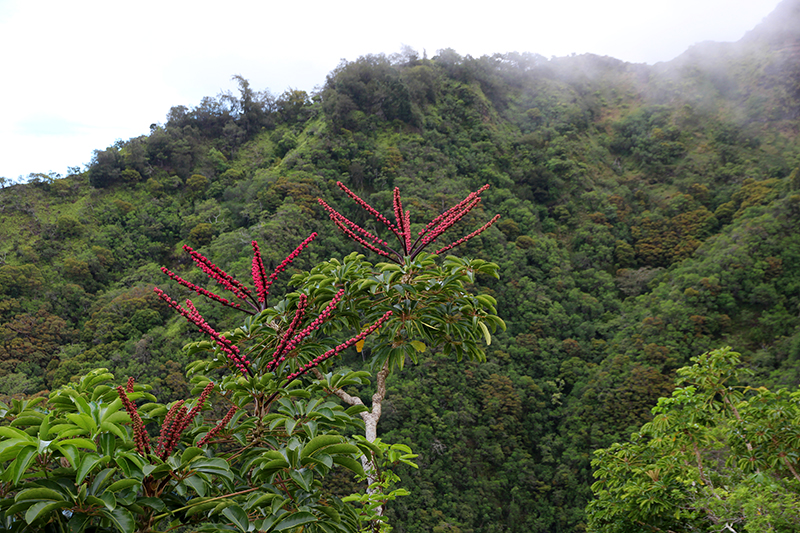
xmin=404 ymin=209 xmax=412 ymax=253
xmin=159 ymin=235 xmax=316 ymax=320
xmin=251 ymin=241 xmax=269 ymax=304
xmin=421 ymin=184 xmax=491 ymax=237
xmin=154 ymin=381 xmax=216 ymax=459
xmin=126 ymin=376 xmax=135 ymax=394
xmin=393 ymin=187 xmax=406 ymax=244
xmin=183 ymin=245 xmax=252 ymax=301
xmin=321 ymin=184 xmax=499 ymax=262
xmin=157 ymin=235 xmax=391 ymax=386
xmin=318 ymin=200 xmax=395 ymax=252
xmin=263 ymin=233 xmax=318 ymax=300
xmin=157 ymin=400 xmax=186 ymax=459
xmin=336 ymin=181 xmax=400 ymax=236
xmin=435 ymin=214 xmax=501 ymax=255
xmin=162 ymin=405 xmax=189 ymax=459
xmin=161 ymin=267 xmax=246 ymax=313
xmin=177 ymin=381 xmax=215 ymax=436
xmin=154 ymin=288 xmax=251 ymax=375
xmin=331 ymin=217 xmax=398 ymax=260
xmin=418 ymin=197 xmax=482 ymax=250
xmin=280 ymin=290 xmax=345 ymax=356
xmin=284 ymin=310 xmax=393 ymax=383
xmin=268 ymin=294 xmax=309 ymax=371
xmin=117 ymin=386 xmax=152 ymax=456
xmin=197 ymin=406 xmax=238 ymax=447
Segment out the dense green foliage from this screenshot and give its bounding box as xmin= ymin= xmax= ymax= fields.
xmin=0 ymin=235 xmax=498 ymax=532
xmin=588 ymin=348 xmax=800 ymax=532
xmin=1 ymin=1 xmax=800 ymax=529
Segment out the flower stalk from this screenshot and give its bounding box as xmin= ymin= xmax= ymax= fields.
xmin=159 ymin=234 xmax=317 ymax=315
xmin=154 ymin=288 xmax=252 ymax=375
xmin=319 ymin=182 xmax=499 ymax=263
xmin=116 ymin=379 xmax=216 ymax=459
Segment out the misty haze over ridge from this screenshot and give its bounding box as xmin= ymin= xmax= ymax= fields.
xmin=0 ymin=0 xmax=800 ymax=179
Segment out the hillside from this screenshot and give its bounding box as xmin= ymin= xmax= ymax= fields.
xmin=1 ymin=2 xmax=800 ymax=530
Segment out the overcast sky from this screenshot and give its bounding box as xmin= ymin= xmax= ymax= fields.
xmin=0 ymin=0 xmax=782 ymax=182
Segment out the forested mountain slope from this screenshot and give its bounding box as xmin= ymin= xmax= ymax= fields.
xmin=1 ymin=1 xmax=799 ymax=530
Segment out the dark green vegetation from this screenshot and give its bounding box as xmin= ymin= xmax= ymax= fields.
xmin=2 ymin=0 xmax=800 ymax=529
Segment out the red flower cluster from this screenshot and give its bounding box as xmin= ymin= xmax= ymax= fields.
xmin=154 ymin=288 xmax=251 ymax=374
xmin=318 ymin=182 xmax=499 ymax=262
xmin=156 ymin=235 xmax=391 ymax=386
xmin=252 ymin=233 xmax=316 ymax=305
xmin=197 ymin=406 xmax=238 ymax=447
xmin=117 ymin=384 xmax=151 ymax=456
xmin=155 ymin=381 xmax=214 ymax=459
xmin=117 ymin=380 xmax=216 ymax=459
xmin=159 ymin=235 xmax=317 ymax=315
xmin=284 ymin=310 xmax=393 ymax=383
xmin=184 ymin=245 xmax=252 ymax=300
xmin=155 ymin=235 xmax=321 ymax=375
xmin=317 ymin=199 xmax=398 ymax=261
xmin=266 ymin=290 xmax=345 ymax=372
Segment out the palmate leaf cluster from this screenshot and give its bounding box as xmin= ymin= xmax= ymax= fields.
xmin=0 ymin=366 xmax=377 ymax=533
xmin=291 ymin=252 xmax=504 ymax=372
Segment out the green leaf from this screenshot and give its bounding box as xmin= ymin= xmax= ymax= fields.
xmin=0 ymin=438 xmax=28 ymax=461
xmin=332 ymin=455 xmax=365 ymax=477
xmin=66 ymin=413 xmax=97 ymax=434
xmin=192 ymin=458 xmax=233 ymax=481
xmin=316 ymin=505 xmax=340 ymax=523
xmin=273 ymin=511 xmax=317 ymax=531
xmin=77 ymin=453 xmax=103 ymax=484
xmin=345 ymin=405 xmax=369 ymax=416
xmin=67 ymin=512 xmax=92 ymax=533
xmin=56 ymin=443 xmax=80 ymax=468
xmin=222 ymin=504 xmax=250 ymax=533
xmin=183 ymin=475 xmax=207 ymax=497
xmin=244 ymin=492 xmax=281 ymax=511
xmin=99 ymin=492 xmax=117 ymax=511
xmin=59 ymin=438 xmax=98 ymax=451
xmin=99 ymin=421 xmax=127 ymax=441
xmin=410 ymin=340 xmax=427 ymax=353
xmin=303 ymin=454 xmax=333 ymax=471
xmin=478 ymin=321 xmax=491 ymax=345
xmin=11 ymin=445 xmax=38 ymax=484
xmin=25 ymin=501 xmax=68 ymax=524
xmin=15 ymin=487 xmax=66 ymax=502
xmin=289 ymin=469 xmax=313 ymax=492
xmin=90 ymin=467 xmax=117 ymax=495
xmin=10 ymin=416 xmax=45 ymax=428
xmin=184 ymin=499 xmax=218 ymax=518
xmin=181 ymin=446 xmax=204 ymax=466
xmin=300 ymin=435 xmax=344 ymax=459
xmin=100 ymin=507 xmax=134 ymax=533
xmin=0 ymin=426 xmax=33 ymax=440
xmin=106 ymin=479 xmax=141 ymax=493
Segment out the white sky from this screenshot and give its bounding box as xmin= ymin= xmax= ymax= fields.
xmin=0 ymin=0 xmax=782 ymax=181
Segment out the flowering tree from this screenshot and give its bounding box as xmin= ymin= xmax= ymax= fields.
xmin=0 ymin=236 xmax=401 ymax=533
xmin=296 ymin=183 xmax=505 ymax=513
xmin=0 ymin=184 xmax=505 ymax=532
